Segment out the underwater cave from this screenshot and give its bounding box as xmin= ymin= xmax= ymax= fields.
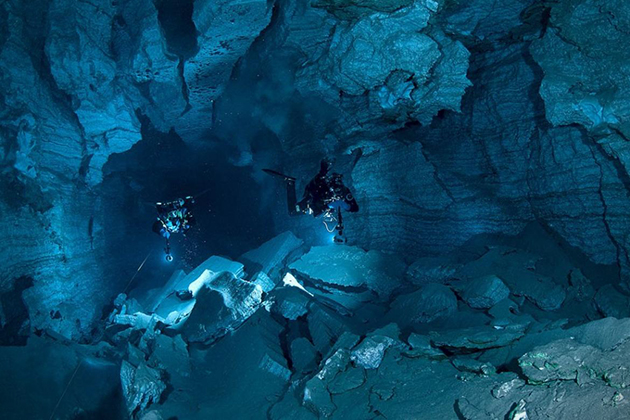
xmin=2 ymin=0 xmax=630 ymax=418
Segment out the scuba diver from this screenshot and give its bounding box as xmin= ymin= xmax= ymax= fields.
xmin=152 ymin=196 xmax=196 ymax=261
xmin=264 ymin=159 xmax=358 ymax=243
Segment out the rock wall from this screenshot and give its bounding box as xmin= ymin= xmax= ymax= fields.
xmin=0 ymin=0 xmax=272 ymax=338
xmin=4 ymin=0 xmax=630 ymax=339
xmin=250 ymin=0 xmax=630 ymax=282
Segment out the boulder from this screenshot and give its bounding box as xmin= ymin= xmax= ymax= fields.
xmin=158 ymin=310 xmax=292 ymax=418
xmin=452 ymin=358 xmax=496 ymax=376
xmin=520 ymin=338 xmax=630 ymax=388
xmin=148 ymin=335 xmax=191 ymax=383
xmin=405 ymin=333 xmax=445 ymax=360
xmin=139 ymin=411 xmax=164 ymax=420
xmin=185 ymin=256 xmax=245 ymax=293
xmin=250 ymin=272 xmax=276 ymax=294
xmin=389 ymin=283 xmax=457 ymax=324
xmin=289 ymin=245 xmax=406 ymax=299
xmin=491 ymin=378 xmax=526 ymax=399
xmin=291 ymin=338 xmax=318 ymax=372
xmin=405 ymin=257 xmax=459 ymax=286
xmin=514 ymin=275 xmax=566 ymax=312
xmin=303 ymin=349 xmax=351 ymax=417
xmin=351 ymin=336 xmax=395 ymax=370
xmin=270 ymin=287 xmax=311 ymax=320
xmin=594 ymin=284 xmax=630 ymax=319
xmin=455 ymin=248 xmax=566 ymax=311
xmin=327 ymin=366 xmax=366 ymax=395
xmin=431 ymin=323 xmax=528 ymax=351
xmin=307 ymin=305 xmax=348 ymax=354
xmin=120 ymin=361 xmax=166 ymax=416
xmin=241 ymin=231 xmax=304 ymax=283
xmin=567 ymin=269 xmax=595 ymax=302
xmin=181 ymin=271 xmax=263 ymax=344
xmin=141 ymin=256 xmax=263 ymax=338
xmin=458 ymin=275 xmax=510 ymax=309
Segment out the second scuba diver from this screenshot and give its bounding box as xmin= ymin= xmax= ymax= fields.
xmin=264 ymin=159 xmax=359 ymax=243
xmin=152 ymin=196 xmax=196 ymax=261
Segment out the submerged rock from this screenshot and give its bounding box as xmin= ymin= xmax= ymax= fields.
xmin=520 ymin=338 xmax=630 ymax=389
xmin=303 ymin=349 xmax=352 ymax=417
xmin=389 ymin=283 xmax=457 ymax=324
xmin=455 ymin=248 xmax=566 ymax=311
xmin=405 ymin=257 xmax=459 ymax=286
xmin=327 ymin=365 xmax=366 ymax=395
xmin=241 ymin=231 xmax=304 ymax=283
xmin=139 ymin=411 xmax=164 ymax=420
xmin=520 ymin=339 xmax=596 ymax=384
xmin=452 ymin=357 xmax=496 ymax=377
xmin=281 ymin=0 xmax=470 ymax=141
xmin=307 ymin=305 xmax=348 ymax=354
xmin=405 ymin=333 xmax=445 ymax=359
xmin=291 ymin=337 xmax=318 ymax=372
xmin=269 ymin=286 xmax=311 ymax=320
xmin=350 ymin=336 xmax=395 ymax=370
xmin=148 ymin=335 xmax=191 ymax=382
xmin=457 ymin=275 xmax=510 ymax=309
xmin=567 ymin=269 xmax=596 ymax=302
xmin=431 ymin=323 xmax=528 ymax=351
xmin=492 ymin=378 xmax=526 ymax=399
xmin=250 ymin=272 xmax=276 ymax=294
xmin=120 ymin=361 xmax=166 ymax=416
xmin=289 ymin=245 xmax=406 ymax=299
xmin=181 ymin=271 xmax=263 ymax=344
xmin=594 ymin=284 xmax=630 ymax=319
xmin=508 ymin=399 xmax=528 ymax=420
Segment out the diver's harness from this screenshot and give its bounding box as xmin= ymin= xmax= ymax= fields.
xmin=157 ymin=209 xmax=184 ymax=233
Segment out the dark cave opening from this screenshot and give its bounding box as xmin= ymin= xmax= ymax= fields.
xmin=101 ymin=115 xmax=282 ymax=296
xmin=0 ymin=276 xmax=33 ymax=346
xmin=154 ymin=0 xmax=198 ymax=59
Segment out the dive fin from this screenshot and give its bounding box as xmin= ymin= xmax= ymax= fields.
xmin=263 ymin=169 xmax=296 ymax=182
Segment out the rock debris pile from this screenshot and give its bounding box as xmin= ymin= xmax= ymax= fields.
xmin=4 ymin=228 xmax=630 ymax=419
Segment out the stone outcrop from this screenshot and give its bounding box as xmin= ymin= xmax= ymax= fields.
xmin=531 ymin=0 xmax=630 ymax=140
xmin=289 ymin=244 xmax=406 ymax=299
xmin=176 ymin=0 xmax=272 ymax=142
xmin=280 ymin=0 xmax=470 ymax=140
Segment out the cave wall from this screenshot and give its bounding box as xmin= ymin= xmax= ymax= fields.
xmin=230 ymin=0 xmax=630 ymax=277
xmin=3 ymin=0 xmax=630 ymax=340
xmin=0 ymin=0 xmax=272 ymax=338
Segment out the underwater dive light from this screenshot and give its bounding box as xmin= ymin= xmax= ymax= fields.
xmin=165 ymin=240 xmax=173 ymax=262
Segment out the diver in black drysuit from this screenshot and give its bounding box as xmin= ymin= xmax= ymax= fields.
xmin=265 ymin=160 xmax=358 ymax=242
xmin=288 ymin=160 xmax=358 ymax=217
xmin=152 ymin=196 xmax=196 ymax=260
